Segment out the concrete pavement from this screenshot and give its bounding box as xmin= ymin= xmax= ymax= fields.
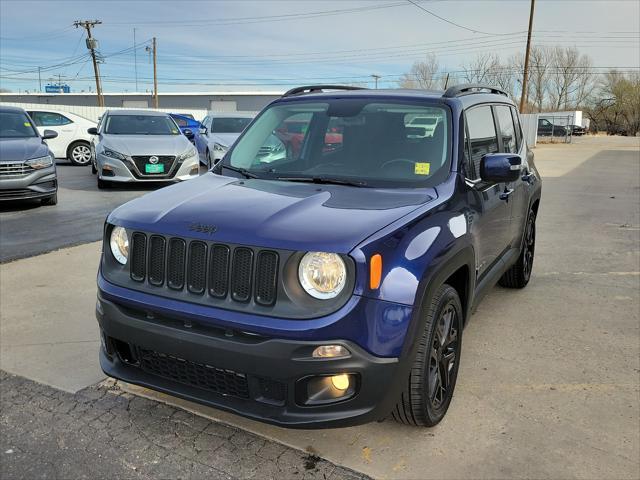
xmin=1 ymin=136 xmax=638 ymax=479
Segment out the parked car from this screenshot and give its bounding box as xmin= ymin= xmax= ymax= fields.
xmin=26 ymin=109 xmax=96 ymax=166
xmin=195 ymin=113 xmax=255 ymax=168
xmin=96 ymin=84 xmax=541 ymax=429
xmin=89 ymin=109 xmax=199 ymax=189
xmin=169 ymin=113 xmax=201 ymax=144
xmin=409 ymin=115 xmax=440 ymax=137
xmin=0 ymin=106 xmax=58 ymax=205
xmin=570 ymin=124 xmax=586 ymax=136
xmin=537 ymin=118 xmax=568 ymax=137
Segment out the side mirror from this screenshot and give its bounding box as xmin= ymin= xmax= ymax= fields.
xmin=42 ymin=129 xmax=58 ymax=140
xmin=87 ymin=127 xmax=98 ymax=135
xmin=199 ymin=126 xmax=207 ymax=135
xmin=480 ymin=153 xmax=521 ymax=183
xmin=183 ymin=128 xmax=195 ymax=140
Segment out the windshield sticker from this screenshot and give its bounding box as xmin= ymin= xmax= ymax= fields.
xmin=414 ymin=162 xmax=430 ymax=175
xmin=24 ymin=122 xmax=32 ymax=127
xmin=171 ymin=128 xmax=179 ymax=134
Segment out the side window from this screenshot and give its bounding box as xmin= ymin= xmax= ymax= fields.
xmin=511 ymin=107 xmax=523 ymax=150
xmin=495 ymin=105 xmax=517 ymax=153
xmin=173 ymin=117 xmax=187 ymax=127
xmin=465 ymin=106 xmax=499 ymax=179
xmin=31 ymin=111 xmax=72 ymax=127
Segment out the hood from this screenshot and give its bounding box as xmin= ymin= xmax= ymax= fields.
xmin=101 ymin=134 xmax=191 ymax=157
xmin=211 ymin=133 xmax=241 ymax=147
xmin=110 ymin=173 xmax=436 ymax=253
xmin=0 ymin=137 xmax=50 ymax=162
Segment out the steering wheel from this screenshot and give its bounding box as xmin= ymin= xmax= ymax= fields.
xmin=380 ymin=158 xmax=416 ymax=170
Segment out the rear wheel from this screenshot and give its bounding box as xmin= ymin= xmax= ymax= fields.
xmin=67 ymin=141 xmax=92 ymax=166
xmin=392 ymin=284 xmax=463 ymax=427
xmin=499 ymin=208 xmax=536 ymax=288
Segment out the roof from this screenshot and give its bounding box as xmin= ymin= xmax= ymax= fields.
xmin=276 ymin=87 xmax=516 ymax=107
xmin=105 ymin=109 xmax=170 ymax=116
xmin=0 ymin=105 xmax=26 ymax=113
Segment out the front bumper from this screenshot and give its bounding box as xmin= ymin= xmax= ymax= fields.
xmin=96 ymin=291 xmax=404 ymax=428
xmin=96 ymin=153 xmax=199 ymax=183
xmin=0 ymin=166 xmax=57 ymax=201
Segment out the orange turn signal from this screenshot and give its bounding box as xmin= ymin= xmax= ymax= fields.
xmin=370 ymin=254 xmax=382 ymax=290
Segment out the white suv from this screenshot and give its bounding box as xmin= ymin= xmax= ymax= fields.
xmin=27 ymin=109 xmax=96 ymax=166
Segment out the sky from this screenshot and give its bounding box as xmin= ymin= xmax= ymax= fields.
xmin=0 ymin=0 xmax=638 ymax=93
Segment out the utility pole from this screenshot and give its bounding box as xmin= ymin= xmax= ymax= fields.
xmin=519 ymin=0 xmax=535 ymax=113
xmin=133 ymin=28 xmax=138 ymax=92
xmin=152 ymin=37 xmax=158 ymax=108
xmin=147 ymin=38 xmax=158 ymax=108
xmin=371 ymin=74 xmax=381 ymax=89
xmin=38 ymin=67 xmax=42 ymax=92
xmin=74 ymin=20 xmax=104 ymax=107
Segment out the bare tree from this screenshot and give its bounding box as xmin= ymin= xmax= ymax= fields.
xmin=587 ymin=70 xmax=640 ymax=135
xmin=398 ymin=53 xmax=441 ymax=89
xmin=548 ymin=46 xmax=594 ymax=110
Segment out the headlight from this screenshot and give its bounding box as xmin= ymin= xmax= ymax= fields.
xmin=177 ymin=148 xmax=197 ymax=162
xmin=25 ymin=155 xmax=53 ymax=169
xmin=298 ymin=252 xmax=346 ymax=299
xmin=102 ymin=147 xmax=126 ymax=160
xmin=110 ymin=226 xmax=129 ymax=265
xmin=213 ymin=142 xmax=228 ymax=153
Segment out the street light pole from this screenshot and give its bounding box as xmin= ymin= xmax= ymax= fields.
xmin=371 ymin=74 xmax=381 ymax=89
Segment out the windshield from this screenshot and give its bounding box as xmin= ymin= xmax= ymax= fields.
xmin=104 ymin=114 xmax=180 ymax=135
xmin=211 ymin=117 xmax=252 ymax=133
xmin=228 ymin=100 xmax=450 ymax=187
xmin=0 ymin=111 xmax=39 ymax=138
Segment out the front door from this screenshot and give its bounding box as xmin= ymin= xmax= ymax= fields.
xmin=464 ymin=105 xmax=512 ymax=277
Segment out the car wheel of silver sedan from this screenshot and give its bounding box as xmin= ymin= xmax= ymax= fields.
xmin=68 ymin=141 xmax=92 ymax=166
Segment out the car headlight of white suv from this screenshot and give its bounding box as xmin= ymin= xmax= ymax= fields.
xmin=213 ymin=142 xmax=228 ymax=153
xmin=25 ymin=155 xmax=53 ymax=169
xmin=176 ymin=147 xmax=198 ymax=162
xmin=101 ymin=147 xmax=126 ymax=160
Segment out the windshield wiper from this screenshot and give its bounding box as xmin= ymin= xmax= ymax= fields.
xmin=222 ymin=164 xmax=261 ymax=179
xmin=276 ymin=176 xmax=367 ymax=187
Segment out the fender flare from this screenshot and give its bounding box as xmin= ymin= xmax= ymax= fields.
xmin=399 ymin=241 xmax=475 ymax=361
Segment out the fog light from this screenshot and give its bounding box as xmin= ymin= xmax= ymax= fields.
xmin=298 ymin=374 xmax=358 ymax=405
xmin=330 ymin=374 xmax=350 ymax=390
xmin=312 ymin=345 xmax=350 ymax=358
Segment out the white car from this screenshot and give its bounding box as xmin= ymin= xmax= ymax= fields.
xmin=90 ymin=109 xmax=199 ymax=189
xmin=26 ymin=109 xmax=96 ymax=166
xmin=195 ymin=112 xmax=255 ymax=168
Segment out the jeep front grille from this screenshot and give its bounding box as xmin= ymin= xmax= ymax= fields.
xmin=128 ymin=233 xmax=279 ymax=306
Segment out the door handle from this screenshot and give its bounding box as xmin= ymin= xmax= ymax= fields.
xmin=499 ymin=188 xmax=514 ymax=201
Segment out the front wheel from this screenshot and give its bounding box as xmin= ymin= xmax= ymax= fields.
xmin=392 ymin=284 xmax=463 ymax=427
xmin=499 ymin=208 xmax=536 ymax=288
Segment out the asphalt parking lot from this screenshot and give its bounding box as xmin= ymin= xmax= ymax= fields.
xmin=1 ymin=136 xmax=639 ymax=479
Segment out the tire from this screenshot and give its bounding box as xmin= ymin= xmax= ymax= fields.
xmin=41 ymin=193 xmax=57 ymax=206
xmin=499 ymin=209 xmax=536 ymax=288
xmin=392 ymin=284 xmax=463 ymax=427
xmin=206 ymin=149 xmax=213 ymax=170
xmin=67 ymin=141 xmax=92 ymax=166
xmin=91 ymin=159 xmax=97 ymax=174
xmin=97 ymin=177 xmax=109 ymax=189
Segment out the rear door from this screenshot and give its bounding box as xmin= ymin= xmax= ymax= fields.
xmin=464 ymin=105 xmax=512 ymax=277
xmin=29 ymin=111 xmax=74 ymax=158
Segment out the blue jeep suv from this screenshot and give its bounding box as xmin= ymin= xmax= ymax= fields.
xmin=96 ymin=85 xmax=541 ymax=428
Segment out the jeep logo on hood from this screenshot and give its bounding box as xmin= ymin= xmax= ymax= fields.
xmin=189 ymin=222 xmax=217 ymax=235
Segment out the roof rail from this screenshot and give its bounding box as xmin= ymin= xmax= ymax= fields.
xmin=443 ymin=84 xmax=509 ymax=98
xmin=282 ymin=85 xmax=367 ymax=97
